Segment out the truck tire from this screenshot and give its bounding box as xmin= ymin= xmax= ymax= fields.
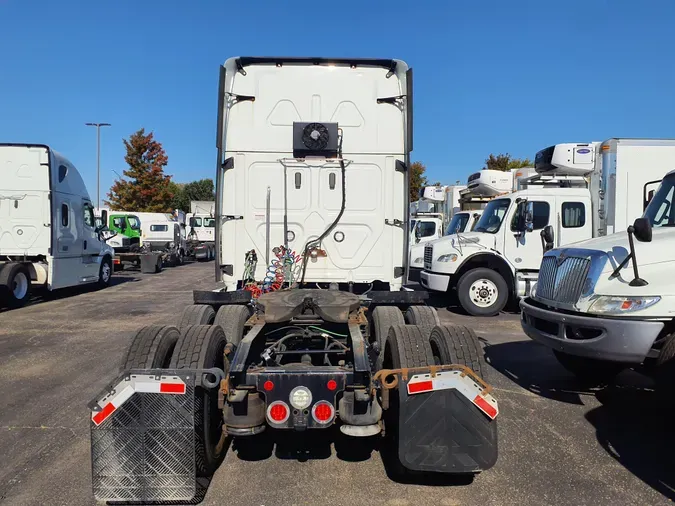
xmin=429 ymin=324 xmax=489 ymax=380
xmin=404 ymin=306 xmax=440 ymax=339
xmin=155 ymin=255 xmax=163 ymax=273
xmin=383 ymin=324 xmax=435 ymax=370
xmin=170 ymin=325 xmax=228 ymax=476
xmin=97 ymin=256 xmax=113 ymax=289
xmin=371 ymin=307 xmax=405 ymax=369
xmin=553 ymin=350 xmax=625 ymax=386
xmin=0 ymin=263 xmax=31 ymax=309
xmin=456 ymin=268 xmax=508 ymax=317
xmin=213 ymin=305 xmax=250 ymax=347
xmin=178 ymin=304 xmax=216 ymax=330
xmin=120 ymin=325 xmax=180 ymax=371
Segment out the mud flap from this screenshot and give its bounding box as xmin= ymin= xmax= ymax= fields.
xmin=397 ymin=371 xmax=498 ymax=473
xmin=89 ymin=370 xmax=197 ymax=502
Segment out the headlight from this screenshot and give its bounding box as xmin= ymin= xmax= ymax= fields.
xmin=438 ymin=254 xmax=458 ymax=262
xmin=588 ymin=295 xmax=661 ymax=315
xmin=413 ymin=257 xmax=423 ymax=265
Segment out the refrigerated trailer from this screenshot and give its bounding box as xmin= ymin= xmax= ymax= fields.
xmin=0 ymin=144 xmax=114 ymax=308
xmin=88 ymin=57 xmax=499 ymax=503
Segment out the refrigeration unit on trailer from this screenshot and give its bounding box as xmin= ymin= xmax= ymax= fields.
xmin=520 ymin=169 xmax=675 ymax=386
xmin=88 ymin=57 xmax=499 ymax=503
xmin=0 ymin=144 xmax=114 ymax=308
xmin=420 ymin=139 xmax=675 ymax=316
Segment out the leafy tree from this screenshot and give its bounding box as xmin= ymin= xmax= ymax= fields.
xmin=106 ymin=129 xmax=174 ymax=212
xmin=171 ymin=178 xmax=215 ymax=212
xmin=409 ymin=161 xmax=428 ymax=201
xmin=483 ymin=153 xmax=533 ymax=172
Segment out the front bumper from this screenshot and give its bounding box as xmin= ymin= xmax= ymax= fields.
xmin=520 ymin=297 xmax=664 ymax=363
xmin=420 ymin=270 xmax=450 ymax=292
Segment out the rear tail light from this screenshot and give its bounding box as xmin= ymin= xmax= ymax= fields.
xmin=311 ymin=401 xmax=335 ymax=424
xmin=267 ymin=401 xmax=290 ymax=424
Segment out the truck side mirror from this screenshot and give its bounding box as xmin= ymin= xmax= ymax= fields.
xmin=189 ymin=217 xmax=196 ymax=227
xmin=541 ymin=225 xmax=554 ymax=251
xmin=632 ymin=217 xmax=652 ymax=243
xmin=101 ymin=210 xmax=108 ymax=225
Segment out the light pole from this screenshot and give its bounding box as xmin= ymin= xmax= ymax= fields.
xmin=85 ymin=122 xmax=111 ymax=209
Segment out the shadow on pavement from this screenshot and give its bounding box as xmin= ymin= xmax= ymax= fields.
xmin=0 ymin=275 xmax=140 ymax=314
xmin=586 ymin=387 xmax=675 ymax=502
xmin=484 ymin=339 xmax=604 ymax=405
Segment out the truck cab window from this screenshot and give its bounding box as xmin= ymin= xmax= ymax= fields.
xmin=61 ymin=204 xmax=69 ymax=227
xmin=446 ymin=213 xmax=469 ymax=235
xmin=204 ymin=218 xmax=215 ymax=227
xmin=562 ymin=202 xmax=585 ymax=228
xmin=83 ymin=205 xmax=95 ymax=227
xmin=475 ymin=198 xmax=510 ymax=234
xmin=510 ymin=201 xmax=550 ymax=231
xmin=150 ymin=224 xmax=169 ymax=232
xmin=645 ymin=175 xmax=675 ymax=227
xmin=417 ymin=221 xmax=437 ymax=238
xmin=193 ymin=217 xmax=203 ymax=227
xmin=127 ymin=217 xmax=141 ymax=230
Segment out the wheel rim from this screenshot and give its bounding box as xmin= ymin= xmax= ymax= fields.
xmin=12 ymin=272 xmax=28 ymax=300
xmin=101 ymin=263 xmax=111 ymax=283
xmin=469 ymin=278 xmax=498 ymax=308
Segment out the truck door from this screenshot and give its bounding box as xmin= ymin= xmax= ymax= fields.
xmin=503 ymin=197 xmax=555 ymax=270
xmin=556 ymin=198 xmax=592 ymax=247
xmin=82 ymin=201 xmax=102 ymax=279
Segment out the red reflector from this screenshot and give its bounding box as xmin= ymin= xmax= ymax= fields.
xmin=113 ymin=259 xmax=120 ymax=264
xmin=326 ymin=379 xmax=337 ymax=391
xmin=269 ymin=403 xmax=288 ymax=422
xmin=408 ymin=380 xmax=433 ymax=393
xmin=92 ymin=402 xmax=116 ymax=425
xmin=263 ymin=380 xmax=274 ymax=391
xmin=313 ymin=402 xmax=334 ymax=422
xmin=160 ymin=382 xmax=186 ymax=394
xmin=473 ymin=395 xmax=498 ymax=419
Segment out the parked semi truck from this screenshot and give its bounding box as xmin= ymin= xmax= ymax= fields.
xmin=0 ymin=144 xmax=114 ymax=308
xmin=420 ymin=140 xmax=675 ymax=316
xmin=520 ymin=169 xmax=675 ymax=385
xmin=88 ymin=57 xmax=499 ymax=503
xmin=186 ymin=212 xmax=216 ymax=260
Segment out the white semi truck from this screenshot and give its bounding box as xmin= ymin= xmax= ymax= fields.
xmin=88 ymin=57 xmax=499 ymax=503
xmin=409 ymin=184 xmax=466 ymax=246
xmin=186 ymin=200 xmax=216 ymax=261
xmin=520 ymin=169 xmax=675 ymax=385
xmin=0 ymin=144 xmax=114 ymax=308
xmin=420 ymin=140 xmax=675 ymax=316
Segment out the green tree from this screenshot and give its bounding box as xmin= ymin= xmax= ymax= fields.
xmin=409 ymin=161 xmax=428 ymax=201
xmin=483 ymin=153 xmax=533 ymax=172
xmin=171 ymin=178 xmax=215 ymax=212
xmin=106 ymin=129 xmax=175 ymax=212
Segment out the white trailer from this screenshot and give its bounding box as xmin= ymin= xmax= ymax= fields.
xmin=0 ymin=144 xmax=114 ymax=307
xmin=421 ymin=139 xmax=675 ymax=316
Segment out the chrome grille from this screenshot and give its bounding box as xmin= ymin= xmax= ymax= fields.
xmin=536 ymin=255 xmax=590 ymax=305
xmin=424 ymin=245 xmax=433 ymax=270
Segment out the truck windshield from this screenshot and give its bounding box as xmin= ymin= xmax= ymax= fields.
xmin=474 ymin=199 xmax=510 ymax=233
xmin=644 ymin=175 xmax=675 ymax=227
xmin=128 ymin=217 xmax=141 ymax=230
xmin=204 ymin=218 xmax=215 ymax=227
xmin=446 ymin=213 xmax=469 ymax=235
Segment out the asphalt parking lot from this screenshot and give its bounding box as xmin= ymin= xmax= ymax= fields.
xmin=0 ymin=262 xmax=673 ymax=506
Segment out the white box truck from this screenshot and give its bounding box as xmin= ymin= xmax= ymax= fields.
xmin=0 ymin=144 xmax=114 ymax=307
xmin=87 ymin=57 xmax=500 ymax=503
xmin=520 ymin=169 xmax=675 ymax=385
xmin=420 ymin=139 xmax=675 ymax=316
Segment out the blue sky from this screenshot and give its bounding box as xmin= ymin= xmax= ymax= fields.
xmin=1 ymin=0 xmax=674 ymax=203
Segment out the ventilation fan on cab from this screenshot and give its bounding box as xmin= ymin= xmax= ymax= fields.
xmin=293 ymin=122 xmax=338 ymax=158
